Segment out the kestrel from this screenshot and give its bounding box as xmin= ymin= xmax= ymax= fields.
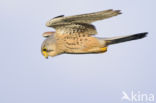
xmin=41 ymin=9 xmax=147 ymax=58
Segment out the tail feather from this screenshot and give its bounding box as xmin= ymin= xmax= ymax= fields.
xmin=105 ymin=32 xmax=148 ymax=45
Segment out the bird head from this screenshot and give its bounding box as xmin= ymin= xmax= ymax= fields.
xmin=41 ymin=36 xmax=57 ymax=59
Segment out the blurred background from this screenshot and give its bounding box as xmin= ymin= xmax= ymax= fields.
xmin=0 ymin=0 xmax=155 ymax=103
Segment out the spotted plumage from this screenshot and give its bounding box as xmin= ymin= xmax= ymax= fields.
xmin=41 ymin=9 xmax=147 ymax=58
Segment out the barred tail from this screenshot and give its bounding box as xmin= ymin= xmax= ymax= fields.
xmin=105 ymin=32 xmax=148 ymax=45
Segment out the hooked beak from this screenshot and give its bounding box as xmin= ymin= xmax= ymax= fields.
xmin=42 ymin=51 xmax=48 ymax=59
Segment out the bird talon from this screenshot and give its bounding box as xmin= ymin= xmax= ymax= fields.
xmin=101 ymin=47 xmax=107 ymax=52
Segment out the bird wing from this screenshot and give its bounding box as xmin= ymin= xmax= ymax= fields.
xmin=46 ymin=9 xmax=121 ymax=35
xmin=54 ymin=23 xmax=97 ymax=35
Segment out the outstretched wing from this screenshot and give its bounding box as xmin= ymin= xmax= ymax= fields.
xmin=46 ymin=9 xmax=121 ymax=27
xmin=46 ymin=9 xmax=121 ymax=35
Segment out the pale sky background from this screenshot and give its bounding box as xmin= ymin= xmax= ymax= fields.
xmin=0 ymin=0 xmax=156 ymax=103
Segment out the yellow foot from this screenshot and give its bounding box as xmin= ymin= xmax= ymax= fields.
xmin=101 ymin=47 xmax=107 ymax=52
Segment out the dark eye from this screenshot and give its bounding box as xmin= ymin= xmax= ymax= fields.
xmin=43 ymin=48 xmax=47 ymax=51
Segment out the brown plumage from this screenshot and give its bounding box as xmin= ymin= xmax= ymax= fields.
xmin=41 ymin=9 xmax=147 ymax=58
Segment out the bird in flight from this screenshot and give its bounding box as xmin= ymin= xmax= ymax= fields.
xmin=41 ymin=9 xmax=147 ymax=59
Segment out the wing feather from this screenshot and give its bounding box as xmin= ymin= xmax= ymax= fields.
xmin=46 ymin=9 xmax=121 ymax=27
xmin=55 ymin=23 xmax=97 ymax=35
xmin=45 ymin=9 xmax=121 ymax=35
